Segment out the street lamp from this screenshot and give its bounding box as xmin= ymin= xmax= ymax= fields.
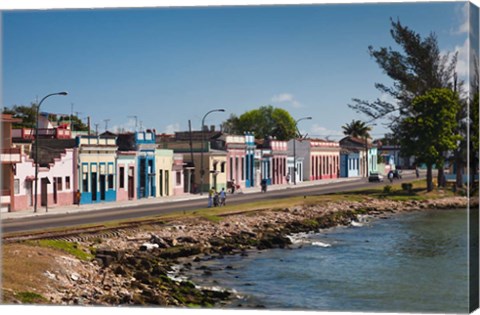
xmin=200 ymin=109 xmax=225 ymax=195
xmin=34 ymin=91 xmax=68 ymax=212
xmin=293 ymin=116 xmax=312 ymax=185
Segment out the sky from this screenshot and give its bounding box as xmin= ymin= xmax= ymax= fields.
xmin=1 ymin=0 xmax=477 ymax=142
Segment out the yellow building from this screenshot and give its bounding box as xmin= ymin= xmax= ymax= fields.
xmin=155 ymin=149 xmax=174 ymax=197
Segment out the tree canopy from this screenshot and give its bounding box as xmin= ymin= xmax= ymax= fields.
xmin=398 ymin=88 xmax=461 ymax=191
xmin=221 ymin=105 xmax=296 ymax=140
xmin=341 ymin=120 xmax=372 ymax=139
xmin=348 ymin=19 xmax=463 ymax=191
xmin=349 ymin=19 xmax=458 ymax=123
xmin=2 ymin=104 xmax=90 ymax=131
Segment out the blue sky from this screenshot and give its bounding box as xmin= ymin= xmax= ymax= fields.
xmin=1 ymin=1 xmax=476 ymax=140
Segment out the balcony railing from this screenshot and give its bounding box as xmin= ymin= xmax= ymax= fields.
xmin=1 ymin=189 xmax=10 ymax=196
xmin=12 ymin=128 xmax=72 ymax=139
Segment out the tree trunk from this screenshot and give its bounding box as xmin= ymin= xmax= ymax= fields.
xmin=455 ymin=159 xmax=463 ymax=188
xmin=437 ymin=167 xmax=445 ymax=188
xmin=426 ymin=164 xmax=434 ymax=192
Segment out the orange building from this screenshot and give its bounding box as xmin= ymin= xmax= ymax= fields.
xmin=1 ymin=114 xmax=22 ymax=212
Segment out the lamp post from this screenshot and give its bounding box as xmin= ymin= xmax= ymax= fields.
xmin=34 ymin=91 xmax=68 ymax=213
xmin=200 ymin=109 xmax=225 ymax=195
xmin=293 ymin=116 xmax=312 ymax=185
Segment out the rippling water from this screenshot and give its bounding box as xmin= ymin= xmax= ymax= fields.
xmin=183 ymin=209 xmax=469 ymax=313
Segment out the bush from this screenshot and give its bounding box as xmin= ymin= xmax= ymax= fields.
xmin=401 ymin=183 xmax=413 ymax=193
xmin=383 ymin=185 xmax=393 ymax=194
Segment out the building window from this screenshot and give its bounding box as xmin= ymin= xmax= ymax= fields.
xmin=57 ymin=177 xmax=63 ymax=191
xmin=119 ymin=167 xmax=125 ymax=189
xmin=65 ymin=176 xmax=71 ymax=190
xmin=221 ymin=162 xmax=225 ymax=173
xmin=108 ymin=174 xmax=114 ymax=189
xmin=241 ymin=157 xmax=245 ymax=180
xmin=14 ymin=179 xmax=20 ymax=194
xmin=176 ymin=171 xmax=182 ymax=185
xmin=230 ymin=157 xmax=233 ymax=180
xmin=82 ymin=173 xmax=88 ymax=192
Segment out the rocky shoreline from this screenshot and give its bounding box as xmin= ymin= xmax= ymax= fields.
xmin=10 ymin=196 xmax=470 ymax=307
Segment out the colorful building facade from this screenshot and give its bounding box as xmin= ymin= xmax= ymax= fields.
xmin=1 ymin=114 xmax=22 ymax=212
xmin=76 ymin=135 xmax=117 ymax=204
xmin=289 ymin=139 xmax=340 ymax=181
xmin=14 ymin=145 xmax=75 ymax=211
xmin=155 ymin=149 xmax=174 ymax=197
xmin=116 ymin=151 xmax=137 ymax=201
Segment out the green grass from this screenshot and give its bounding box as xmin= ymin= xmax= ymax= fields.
xmin=29 ymin=240 xmax=94 ymax=261
xmin=16 ymin=291 xmax=48 ymax=304
xmin=201 ymin=214 xmax=223 ymax=223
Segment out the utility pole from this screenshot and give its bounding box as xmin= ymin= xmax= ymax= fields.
xmin=128 ymin=115 xmax=138 ymax=132
xmin=104 ymin=119 xmax=110 ymax=132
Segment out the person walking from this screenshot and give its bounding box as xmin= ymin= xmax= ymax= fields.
xmin=416 ymin=167 xmax=420 ymax=178
xmin=261 ymin=179 xmax=267 ymax=193
xmin=75 ymin=190 xmax=81 ymax=206
xmin=220 ymin=188 xmax=226 ymax=206
xmin=208 ymin=187 xmax=215 ymax=208
xmin=388 ymin=171 xmax=394 ymax=183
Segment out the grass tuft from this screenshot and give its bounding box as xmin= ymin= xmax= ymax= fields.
xmin=16 ymin=291 xmax=48 ymax=304
xmin=29 ymin=240 xmax=94 ymax=261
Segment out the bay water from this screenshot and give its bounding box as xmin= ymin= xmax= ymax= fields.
xmin=182 ymin=209 xmax=470 ymax=313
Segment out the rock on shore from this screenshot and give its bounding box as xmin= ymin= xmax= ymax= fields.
xmin=31 ymin=196 xmax=469 ymax=306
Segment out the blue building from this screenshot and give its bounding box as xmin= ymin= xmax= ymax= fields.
xmin=340 ymin=149 xmax=360 ymax=177
xmin=245 ymin=132 xmax=256 ymax=187
xmin=117 ymin=130 xmax=157 ymax=199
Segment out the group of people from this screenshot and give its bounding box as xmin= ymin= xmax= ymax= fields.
xmin=208 ymin=187 xmax=226 ymax=207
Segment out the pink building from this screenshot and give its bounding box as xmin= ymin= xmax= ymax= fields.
xmin=288 ymin=138 xmax=340 ymax=182
xmin=172 ymin=154 xmax=186 ymax=196
xmin=1 ymin=114 xmax=22 ymax=212
xmin=116 ymin=151 xmax=137 ymax=201
xmin=215 ymin=134 xmax=247 ymax=190
xmin=13 ymin=140 xmax=76 ymax=211
xmin=256 ymin=137 xmax=288 ymax=186
xmin=270 ymin=139 xmax=288 ymax=185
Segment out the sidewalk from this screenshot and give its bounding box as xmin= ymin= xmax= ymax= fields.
xmin=0 ymin=176 xmax=365 ymax=221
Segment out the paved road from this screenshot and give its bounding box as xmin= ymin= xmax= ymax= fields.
xmin=1 ymin=173 xmax=417 ymax=234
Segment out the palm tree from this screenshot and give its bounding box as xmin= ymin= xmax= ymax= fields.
xmin=342 ymin=120 xmax=373 ymax=177
xmin=341 ymin=120 xmax=372 ymax=139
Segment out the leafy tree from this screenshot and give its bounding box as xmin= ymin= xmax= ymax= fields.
xmin=348 ymin=19 xmax=460 ymax=189
xmin=2 ymin=104 xmax=89 ymax=131
xmin=2 ymin=104 xmax=37 ymax=128
xmin=398 ymin=88 xmax=461 ymax=191
xmin=222 ymin=105 xmax=296 ymax=140
xmin=470 ymin=57 xmax=479 ymax=193
xmin=349 ymin=19 xmax=458 ymax=121
xmin=341 ymin=120 xmax=372 ymax=139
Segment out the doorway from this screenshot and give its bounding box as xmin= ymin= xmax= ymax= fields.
xmin=91 ymin=172 xmax=97 ymax=201
xmin=53 ymin=177 xmax=58 ymax=204
xmin=159 ymin=169 xmax=163 ymax=197
xmin=165 ymin=170 xmax=169 ymax=196
xmin=100 ymin=174 xmax=106 ymax=200
xmin=41 ymin=178 xmax=48 ymax=207
xmin=128 ymin=167 xmax=134 ymax=200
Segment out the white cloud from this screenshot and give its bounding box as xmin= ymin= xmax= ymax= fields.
xmin=454 ymin=38 xmax=469 ymax=78
xmin=271 ymin=93 xmax=302 ymax=108
xmin=310 ymin=124 xmax=344 ymax=139
xmin=452 ymin=2 xmax=470 ymax=35
xmin=163 ymin=123 xmax=180 ymax=134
